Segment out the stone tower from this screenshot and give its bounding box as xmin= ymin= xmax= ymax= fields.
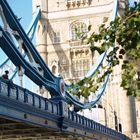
xmin=32 ymin=0 xmax=48 ymax=63
xmin=32 ymin=0 xmax=138 ymax=137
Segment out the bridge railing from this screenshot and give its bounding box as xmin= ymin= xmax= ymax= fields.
xmin=68 ymin=110 xmax=126 ymax=140
xmin=0 ymin=78 xmax=126 ymax=140
xmin=0 ymin=78 xmax=60 ymax=116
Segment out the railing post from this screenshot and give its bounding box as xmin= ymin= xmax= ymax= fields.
xmin=51 ymin=97 xmax=69 ymax=129
xmin=24 ymin=89 xmax=27 ymax=103
xmin=0 ymin=78 xmax=1 ymax=93
xmin=59 ymin=99 xmax=68 ymax=118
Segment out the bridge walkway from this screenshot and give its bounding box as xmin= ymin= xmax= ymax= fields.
xmin=0 ymin=78 xmax=128 ymax=140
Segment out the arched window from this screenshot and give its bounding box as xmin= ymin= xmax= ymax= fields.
xmin=52 ymin=65 xmax=57 ymax=74
xmin=71 ymin=22 xmax=87 ymax=41
xmin=37 ymin=25 xmax=40 ymax=33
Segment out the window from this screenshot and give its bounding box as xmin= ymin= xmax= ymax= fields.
xmin=72 ymin=59 xmax=89 ymax=77
xmin=61 ymin=59 xmax=67 ymax=65
xmin=71 ymin=22 xmax=87 ymax=41
xmin=61 ymin=66 xmax=69 ymax=78
xmin=52 ymin=65 xmax=57 ymax=74
xmin=53 ymin=31 xmax=61 ymax=43
xmin=37 ymin=25 xmax=40 ymax=33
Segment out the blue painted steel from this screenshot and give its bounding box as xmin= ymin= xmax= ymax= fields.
xmin=0 ymin=57 xmax=9 ymax=68
xmin=0 ymin=78 xmax=127 ymax=140
xmin=10 ymin=7 xmax=41 ymax=80
xmin=0 ymin=0 xmax=119 ymax=110
xmin=0 ymin=6 xmax=41 ymax=80
xmin=0 ymin=27 xmax=60 ymax=96
xmin=84 ymin=52 xmax=107 ymax=78
xmin=0 ymin=0 xmax=56 ymax=82
xmin=65 ymin=75 xmax=110 ymax=109
xmin=26 ymin=6 xmax=41 ymax=40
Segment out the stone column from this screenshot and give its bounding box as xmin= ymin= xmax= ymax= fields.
xmin=32 ymin=0 xmax=48 ymax=63
xmin=121 ymin=92 xmax=137 ymax=136
xmin=118 ymin=0 xmax=137 ymax=136
xmin=32 ymin=0 xmax=49 ymax=98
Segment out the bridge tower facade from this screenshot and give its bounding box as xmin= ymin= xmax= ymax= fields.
xmin=32 ymin=0 xmax=48 ymax=64
xmin=32 ymin=0 xmax=139 ymax=138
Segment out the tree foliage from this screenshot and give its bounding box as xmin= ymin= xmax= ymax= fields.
xmin=69 ymin=2 xmax=140 ymax=98
xmin=89 ymin=2 xmax=140 ymax=97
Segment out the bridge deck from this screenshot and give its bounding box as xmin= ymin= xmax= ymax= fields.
xmin=0 ymin=79 xmax=127 ymax=140
xmin=0 ymin=117 xmax=81 ymax=140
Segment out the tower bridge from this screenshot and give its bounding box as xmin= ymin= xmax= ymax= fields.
xmin=0 ymin=0 xmax=139 ymax=139
xmin=0 ymin=78 xmax=126 ymax=140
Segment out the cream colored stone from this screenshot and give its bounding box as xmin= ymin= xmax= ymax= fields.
xmin=33 ymin=0 xmax=140 ymax=139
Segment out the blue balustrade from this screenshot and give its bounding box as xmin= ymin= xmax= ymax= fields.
xmin=48 ymin=101 xmax=53 ymax=112
xmin=34 ymin=94 xmax=40 ymax=108
xmin=53 ymin=103 xmax=58 ymax=115
xmin=0 ymin=79 xmax=9 ymax=96
xmin=25 ymin=90 xmax=34 ymax=105
xmin=67 ymin=109 xmax=127 ymax=139
xmin=0 ymin=78 xmax=127 ymax=140
xmin=9 ymin=84 xmax=17 ymax=99
xmin=0 ymin=78 xmax=60 ymax=116
xmin=68 ymin=110 xmax=73 ymax=120
xmin=40 ymin=97 xmax=46 ymax=110
xmin=17 ymin=86 xmax=25 ymax=102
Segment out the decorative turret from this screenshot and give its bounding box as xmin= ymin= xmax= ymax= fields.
xmin=32 ymin=0 xmax=48 ymax=63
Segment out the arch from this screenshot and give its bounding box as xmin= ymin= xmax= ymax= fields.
xmin=52 ymin=65 xmax=57 ymax=74
xmin=70 ymin=22 xmax=87 ymax=41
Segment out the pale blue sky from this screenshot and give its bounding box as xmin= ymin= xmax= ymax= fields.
xmin=0 ymin=0 xmax=32 ymax=63
xmin=129 ymin=0 xmax=140 ymax=5
xmin=7 ymin=0 xmax=32 ymax=30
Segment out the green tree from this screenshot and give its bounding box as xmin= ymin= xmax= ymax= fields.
xmin=69 ymin=2 xmax=140 ymax=98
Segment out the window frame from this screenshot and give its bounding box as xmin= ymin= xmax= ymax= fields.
xmin=71 ymin=22 xmax=87 ymax=41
